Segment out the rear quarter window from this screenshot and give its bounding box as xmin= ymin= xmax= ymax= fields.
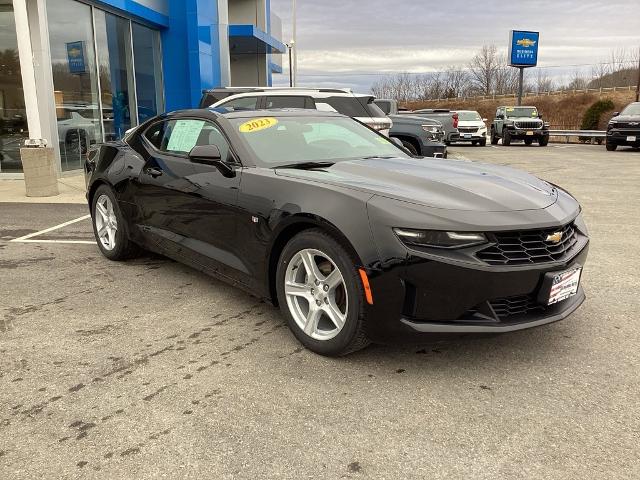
xmin=321 ymin=97 xmax=370 ymax=117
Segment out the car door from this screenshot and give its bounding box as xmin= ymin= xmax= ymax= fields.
xmin=495 ymin=108 xmax=504 ymax=132
xmin=134 ymin=117 xmax=246 ymax=281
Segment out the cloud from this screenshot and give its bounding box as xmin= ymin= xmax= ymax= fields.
xmin=270 ymin=0 xmax=640 ymax=92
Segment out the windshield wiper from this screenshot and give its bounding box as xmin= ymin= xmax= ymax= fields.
xmin=361 ymin=155 xmax=397 ymax=160
xmin=273 ymin=161 xmax=335 ymax=170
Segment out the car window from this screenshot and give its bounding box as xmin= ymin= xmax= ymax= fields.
xmin=220 ymin=96 xmax=259 ymax=110
xmin=145 ymin=119 xmax=231 ymax=160
xmin=621 ymin=103 xmax=640 ymax=115
xmin=265 ymin=96 xmax=314 ymax=109
xmin=321 ymin=97 xmax=370 ymax=117
xmin=231 ymin=115 xmax=408 ymax=166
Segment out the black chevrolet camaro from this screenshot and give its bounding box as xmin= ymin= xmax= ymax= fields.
xmin=85 ymin=108 xmax=589 ymax=356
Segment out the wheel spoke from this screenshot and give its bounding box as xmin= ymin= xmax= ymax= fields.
xmin=324 ymin=268 xmax=343 ymax=290
xmin=285 ymin=281 xmax=310 ymax=298
xmin=323 ymin=299 xmax=346 ymax=330
xmin=96 ymin=202 xmax=108 ymax=221
xmin=107 ymin=226 xmax=116 ymax=248
xmin=300 ymin=250 xmax=322 ymax=282
xmin=303 ymin=307 xmax=323 ymax=336
xmin=97 ymin=224 xmax=108 ymax=237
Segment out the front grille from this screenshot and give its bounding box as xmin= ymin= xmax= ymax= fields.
xmin=489 ymin=294 xmax=546 ymax=318
xmin=458 ymin=127 xmax=478 ymax=133
xmin=616 ymin=122 xmax=640 ymax=129
xmin=514 ymin=120 xmax=543 ymax=129
xmin=476 ymin=223 xmax=578 ymax=266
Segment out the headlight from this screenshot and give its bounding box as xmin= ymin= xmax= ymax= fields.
xmin=421 ymin=125 xmax=439 ymax=133
xmin=573 ymin=212 xmax=589 ymax=236
xmin=393 ymin=228 xmax=487 ymax=249
xmin=608 ymin=121 xmax=617 ymax=130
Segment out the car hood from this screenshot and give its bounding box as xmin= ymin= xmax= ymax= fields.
xmin=612 ymin=115 xmax=640 ymax=122
xmin=275 ymin=157 xmax=557 ymax=212
xmin=390 ymin=114 xmax=441 ymax=126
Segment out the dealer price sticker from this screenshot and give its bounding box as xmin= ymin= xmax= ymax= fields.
xmin=548 ymin=267 xmax=582 ymax=305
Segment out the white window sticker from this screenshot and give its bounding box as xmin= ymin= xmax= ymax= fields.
xmin=167 ymin=120 xmax=205 ymax=152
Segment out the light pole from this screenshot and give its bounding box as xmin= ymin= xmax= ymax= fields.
xmin=286 ymin=42 xmax=294 ymax=87
xmin=291 ymin=0 xmax=297 ymax=86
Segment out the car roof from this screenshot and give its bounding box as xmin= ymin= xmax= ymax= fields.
xmin=212 ymin=90 xmax=373 ymax=100
xmin=203 ymin=86 xmax=352 ymax=94
xmin=163 ymin=108 xmax=348 ymax=120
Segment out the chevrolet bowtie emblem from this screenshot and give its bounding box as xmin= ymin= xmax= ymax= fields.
xmin=546 ymin=231 xmax=563 ymax=243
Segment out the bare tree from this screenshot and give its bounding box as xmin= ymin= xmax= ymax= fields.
xmin=467 ymin=45 xmax=500 ymax=95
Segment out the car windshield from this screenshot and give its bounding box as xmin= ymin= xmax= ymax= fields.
xmin=505 ymin=107 xmax=538 ymax=118
xmin=458 ymin=111 xmax=482 ymax=121
xmin=230 ymin=116 xmax=408 ymax=166
xmin=621 ymin=103 xmax=640 ymax=115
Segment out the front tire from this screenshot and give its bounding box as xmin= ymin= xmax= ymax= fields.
xmin=479 ymin=138 xmax=487 ymax=147
xmin=490 ymin=128 xmax=499 ymax=145
xmin=276 ymin=229 xmax=370 ymax=356
xmin=502 ymin=129 xmax=511 ymax=146
xmin=538 ymin=136 xmax=549 ymax=147
xmin=524 ymin=138 xmax=533 ymax=146
xmin=399 ymin=139 xmax=418 ymax=155
xmin=91 ymin=185 xmax=139 ymax=261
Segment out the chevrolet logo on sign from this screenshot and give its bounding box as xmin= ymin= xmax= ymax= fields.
xmin=545 ymin=231 xmax=563 ymax=243
xmin=516 ymin=38 xmax=537 ymax=48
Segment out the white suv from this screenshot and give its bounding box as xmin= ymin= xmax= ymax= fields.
xmin=200 ymin=87 xmax=392 ymax=136
xmin=454 ymin=110 xmax=488 ymax=146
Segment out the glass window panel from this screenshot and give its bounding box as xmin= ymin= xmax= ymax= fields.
xmin=47 ymin=0 xmax=102 ymax=171
xmin=0 ymin=2 xmax=28 ymax=173
xmin=132 ymin=23 xmax=163 ymax=123
xmin=94 ymin=10 xmax=136 ymax=141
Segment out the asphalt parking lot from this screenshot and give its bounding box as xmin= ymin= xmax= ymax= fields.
xmin=1 ymin=144 xmax=639 ymax=479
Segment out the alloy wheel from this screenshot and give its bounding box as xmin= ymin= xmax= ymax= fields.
xmin=284 ymin=248 xmax=348 ymax=341
xmin=94 ymin=194 xmax=118 ymax=251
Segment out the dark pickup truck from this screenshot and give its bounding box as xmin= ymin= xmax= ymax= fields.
xmin=606 ymin=102 xmax=640 ymax=151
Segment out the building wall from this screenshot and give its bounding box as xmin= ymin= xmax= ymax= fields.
xmin=230 ymin=54 xmax=267 ymax=86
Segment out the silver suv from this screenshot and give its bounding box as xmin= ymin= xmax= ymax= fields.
xmin=200 ymin=87 xmax=392 ymax=136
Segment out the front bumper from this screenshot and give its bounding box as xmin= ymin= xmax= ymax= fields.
xmin=419 ymin=141 xmax=447 ymax=158
xmin=506 ymin=127 xmax=549 ymax=139
xmin=455 ymin=131 xmax=487 ymax=142
xmin=363 ymin=238 xmax=589 ymax=342
xmin=607 ymin=129 xmax=640 ymax=146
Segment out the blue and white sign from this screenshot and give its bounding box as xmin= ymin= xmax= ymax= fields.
xmin=509 ymin=30 xmax=539 ymax=67
xmin=66 ymin=41 xmax=87 ymax=74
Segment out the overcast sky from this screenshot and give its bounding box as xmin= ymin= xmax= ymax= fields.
xmin=270 ymin=0 xmax=640 ymax=92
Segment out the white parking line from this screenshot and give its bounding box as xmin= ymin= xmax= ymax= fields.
xmin=10 ymin=214 xmax=96 ymax=245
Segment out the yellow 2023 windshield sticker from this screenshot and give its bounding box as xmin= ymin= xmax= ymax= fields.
xmin=239 ymin=117 xmax=278 ymax=133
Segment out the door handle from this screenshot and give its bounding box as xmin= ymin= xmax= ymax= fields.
xmin=146 ymin=167 xmax=163 ymax=178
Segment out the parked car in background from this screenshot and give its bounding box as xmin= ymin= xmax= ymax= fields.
xmin=375 ymin=100 xmax=460 ymax=145
xmin=372 ymin=99 xmax=445 ymax=157
xmin=388 ymin=115 xmax=447 ymax=158
xmin=201 ymin=87 xmax=392 ymax=136
xmin=490 ymin=106 xmax=549 ymax=146
xmin=606 ymin=102 xmax=640 ymax=151
xmin=455 ymin=110 xmax=488 ymax=146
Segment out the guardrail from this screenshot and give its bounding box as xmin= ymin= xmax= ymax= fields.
xmin=548 ymin=129 xmax=606 ymax=144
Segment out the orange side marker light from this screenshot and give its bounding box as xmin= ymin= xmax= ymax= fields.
xmin=358 ymin=268 xmax=374 ymax=305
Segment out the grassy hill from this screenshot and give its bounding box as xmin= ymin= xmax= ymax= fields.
xmin=407 ymin=89 xmax=637 ymax=130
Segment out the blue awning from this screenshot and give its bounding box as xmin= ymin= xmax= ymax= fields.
xmin=228 ymin=24 xmax=286 ymax=55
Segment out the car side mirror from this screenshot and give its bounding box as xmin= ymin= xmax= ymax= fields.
xmin=189 ymin=144 xmax=236 ymax=177
xmin=497 ymin=114 xmax=504 ymax=120
xmin=482 ymin=118 xmax=488 ymax=122
xmin=612 ymin=111 xmax=620 ymax=117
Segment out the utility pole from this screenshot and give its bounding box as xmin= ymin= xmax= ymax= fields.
xmin=291 ymin=0 xmax=297 ymax=86
xmin=517 ymin=67 xmax=524 ymax=106
xmin=636 ymin=46 xmax=640 ymax=102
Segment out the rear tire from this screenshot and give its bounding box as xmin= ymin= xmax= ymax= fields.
xmin=524 ymin=138 xmax=533 ymax=146
xmin=91 ymin=184 xmax=140 ymax=261
xmin=502 ymin=129 xmax=511 ymax=146
xmin=276 ymin=229 xmax=370 ymax=356
xmin=471 ymin=140 xmax=478 ymax=146
xmin=606 ymin=142 xmax=617 ymax=151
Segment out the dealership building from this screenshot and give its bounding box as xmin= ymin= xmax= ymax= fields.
xmin=0 ymin=0 xmax=284 ymax=176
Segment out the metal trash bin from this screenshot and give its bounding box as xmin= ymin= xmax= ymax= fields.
xmin=20 ymin=145 xmax=59 ymax=197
